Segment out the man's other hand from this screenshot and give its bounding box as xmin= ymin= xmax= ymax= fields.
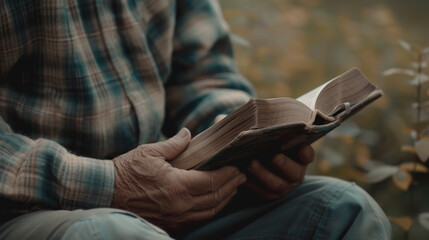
xmin=245 ymin=145 xmax=314 ymax=200
xmin=214 ymin=114 xmax=314 ymax=200
xmin=111 ymin=128 xmax=246 ymax=230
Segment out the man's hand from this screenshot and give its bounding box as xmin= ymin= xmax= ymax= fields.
xmin=213 ymin=114 xmax=314 ymax=200
xmin=111 ymin=128 xmax=247 ymax=230
xmin=245 ymin=146 xmax=314 ymax=200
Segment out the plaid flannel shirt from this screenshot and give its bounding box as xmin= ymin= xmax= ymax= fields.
xmin=0 ymin=0 xmax=254 ymax=218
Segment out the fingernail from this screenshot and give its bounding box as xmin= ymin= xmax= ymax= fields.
xmin=178 ymin=128 xmax=189 ymax=138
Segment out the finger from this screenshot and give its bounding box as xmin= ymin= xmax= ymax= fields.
xmin=272 ymin=154 xmax=306 ymax=183
xmin=153 ymin=128 xmax=191 ymax=160
xmin=298 ymin=145 xmax=314 ymax=165
xmin=191 ymin=173 xmax=246 ymax=211
xmin=185 ymin=166 xmax=244 ymax=195
xmin=185 ymin=187 xmax=238 ymax=223
xmin=244 ymin=181 xmax=284 ymax=200
xmin=247 ymin=160 xmax=290 ymax=193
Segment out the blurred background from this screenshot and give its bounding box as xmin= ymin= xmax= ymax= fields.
xmin=218 ymin=0 xmax=429 ymax=239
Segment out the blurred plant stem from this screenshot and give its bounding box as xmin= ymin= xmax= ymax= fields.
xmin=406 ymin=51 xmax=424 ymax=240
xmin=382 ymin=40 xmax=429 ymax=240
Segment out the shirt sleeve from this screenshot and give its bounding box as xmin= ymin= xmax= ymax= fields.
xmin=0 ymin=117 xmax=115 ymax=210
xmin=163 ymin=0 xmax=256 ymax=136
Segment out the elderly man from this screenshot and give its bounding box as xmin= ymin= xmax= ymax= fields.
xmin=0 ymin=0 xmax=390 ymax=239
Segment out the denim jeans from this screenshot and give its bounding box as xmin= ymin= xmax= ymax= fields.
xmin=0 ymin=176 xmax=391 ymax=240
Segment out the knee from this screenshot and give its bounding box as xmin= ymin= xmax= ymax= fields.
xmin=62 ymin=209 xmax=172 ymax=240
xmin=307 ymin=176 xmax=391 ymax=239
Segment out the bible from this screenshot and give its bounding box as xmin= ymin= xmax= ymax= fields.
xmin=170 ymin=67 xmax=382 ymax=170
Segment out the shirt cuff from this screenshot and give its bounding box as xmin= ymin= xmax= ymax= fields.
xmin=58 ymin=149 xmax=115 ymax=209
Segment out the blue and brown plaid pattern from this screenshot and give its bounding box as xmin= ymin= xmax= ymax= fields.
xmin=0 ymin=0 xmax=254 ymax=216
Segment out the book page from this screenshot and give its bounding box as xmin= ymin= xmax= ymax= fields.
xmin=297 ymin=68 xmax=375 ymax=116
xmin=296 ymin=82 xmax=329 ymax=109
xmin=315 ymin=68 xmax=376 ymax=115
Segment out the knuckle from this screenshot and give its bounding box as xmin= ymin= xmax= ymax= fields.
xmin=211 ymin=190 xmax=222 ymax=204
xmin=136 ymin=145 xmax=159 ymax=157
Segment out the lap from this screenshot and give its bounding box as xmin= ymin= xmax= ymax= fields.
xmin=181 ymin=176 xmax=391 ymax=240
xmin=0 ymin=208 xmax=171 ymax=240
xmin=0 ymin=176 xmax=391 ymax=240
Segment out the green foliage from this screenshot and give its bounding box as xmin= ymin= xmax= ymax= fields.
xmin=380 ymin=40 xmax=429 ymax=239
xmin=219 ymin=0 xmax=429 ymax=239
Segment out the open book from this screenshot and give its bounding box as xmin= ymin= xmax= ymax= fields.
xmin=171 ymin=68 xmax=382 ymax=170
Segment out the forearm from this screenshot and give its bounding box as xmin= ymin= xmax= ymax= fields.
xmin=0 ymin=117 xmax=114 ymax=210
xmin=163 ymin=0 xmax=255 ymax=136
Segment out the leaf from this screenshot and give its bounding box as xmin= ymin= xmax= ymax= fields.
xmin=360 ymin=159 xmax=385 ymax=172
xmin=399 ymin=40 xmax=418 ymax=58
xmin=389 ymin=216 xmax=413 ymax=231
xmin=365 ymin=165 xmax=398 ymax=183
xmin=408 ymin=78 xmax=419 ymax=86
xmin=411 ymin=100 xmax=429 ymax=109
xmin=399 ymin=162 xmax=429 ymax=173
xmin=418 ymin=212 xmax=429 ymax=230
xmin=408 ymin=74 xmax=429 ymax=86
xmin=393 ymin=170 xmax=412 ymax=191
xmin=399 ymin=39 xmax=412 ymax=52
xmin=415 ymin=139 xmax=429 ymax=162
xmin=401 ymin=145 xmax=416 ymax=154
xmin=230 ymin=33 xmax=251 ymax=47
xmin=383 ymin=68 xmax=415 ymax=77
xmin=412 ymin=61 xmax=427 ymax=68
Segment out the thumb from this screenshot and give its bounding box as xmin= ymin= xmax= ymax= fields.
xmin=154 ymin=128 xmax=191 ymax=160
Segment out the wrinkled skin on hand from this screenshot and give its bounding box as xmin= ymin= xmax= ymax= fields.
xmin=111 ymin=128 xmax=246 ymax=230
